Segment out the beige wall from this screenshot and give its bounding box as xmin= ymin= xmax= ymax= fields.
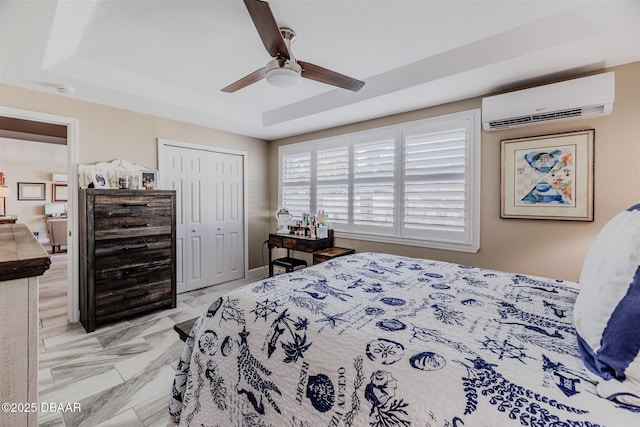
xmin=0 ymin=145 xmax=67 ymax=242
xmin=0 ymin=84 xmax=271 ymax=270
xmin=270 ymin=62 xmax=640 ymax=281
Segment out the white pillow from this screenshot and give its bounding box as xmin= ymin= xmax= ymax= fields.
xmin=574 ymin=202 xmax=640 ymax=407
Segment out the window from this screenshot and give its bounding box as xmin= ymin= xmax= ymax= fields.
xmin=317 ymin=146 xmax=349 ymax=224
xmin=278 ymin=109 xmax=481 ymax=252
xmin=280 ymin=151 xmax=311 ymax=219
xmin=353 ymin=136 xmax=396 ymax=229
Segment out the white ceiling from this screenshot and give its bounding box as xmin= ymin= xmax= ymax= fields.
xmin=1 ymin=0 xmax=639 ymax=141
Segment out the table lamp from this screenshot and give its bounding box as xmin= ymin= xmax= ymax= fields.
xmin=0 ymin=185 xmax=9 ymax=217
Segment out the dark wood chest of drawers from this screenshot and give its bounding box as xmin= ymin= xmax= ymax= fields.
xmin=79 ymin=189 xmax=177 ymax=332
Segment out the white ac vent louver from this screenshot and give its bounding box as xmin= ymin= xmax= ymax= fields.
xmin=482 ymin=72 xmax=614 ymax=131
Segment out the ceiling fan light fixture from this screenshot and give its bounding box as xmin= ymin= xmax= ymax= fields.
xmin=221 ymin=2 xmax=364 ymax=93
xmin=266 ymin=67 xmax=299 ymax=87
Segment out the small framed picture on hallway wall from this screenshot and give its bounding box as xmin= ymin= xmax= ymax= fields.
xmin=17 ymin=182 xmax=45 ymax=201
xmin=52 ymin=183 xmax=68 ymax=202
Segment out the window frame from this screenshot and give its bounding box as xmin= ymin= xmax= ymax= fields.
xmin=278 ymin=109 xmax=481 ymax=253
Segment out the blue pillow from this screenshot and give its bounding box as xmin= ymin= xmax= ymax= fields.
xmin=574 ymin=202 xmax=640 ymax=407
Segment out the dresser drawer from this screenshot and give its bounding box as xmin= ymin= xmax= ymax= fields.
xmin=95 ymin=225 xmax=172 ymax=240
xmin=95 ymin=235 xmax=172 ymax=257
xmin=95 ymin=246 xmax=172 ymax=271
xmin=268 ymin=234 xmax=283 ymax=247
xmin=95 ymin=259 xmax=172 ymax=291
xmin=93 ymin=194 xmax=173 ymax=218
xmin=95 ymin=281 xmax=172 ymax=317
xmin=94 ymin=214 xmax=171 ymax=238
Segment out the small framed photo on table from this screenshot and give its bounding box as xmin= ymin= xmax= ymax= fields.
xmin=139 ymin=170 xmax=158 ymax=190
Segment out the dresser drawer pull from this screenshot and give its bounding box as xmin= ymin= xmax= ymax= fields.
xmin=122 ymin=244 xmax=149 ymax=251
xmin=122 ymin=202 xmax=150 ymax=207
xmin=131 ymin=266 xmax=152 ymax=274
xmin=124 ymin=289 xmax=149 ymax=299
xmin=122 ymin=223 xmax=151 ymax=228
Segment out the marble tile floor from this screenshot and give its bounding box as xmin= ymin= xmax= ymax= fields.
xmin=38 ymin=251 xmax=266 ymax=427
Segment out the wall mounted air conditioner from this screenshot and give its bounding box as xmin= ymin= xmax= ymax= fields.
xmin=482 ymin=72 xmax=614 ymax=131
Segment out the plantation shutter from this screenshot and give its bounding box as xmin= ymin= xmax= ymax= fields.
xmin=353 ymin=137 xmax=395 ymax=229
xmin=317 ymin=146 xmax=349 ymax=224
xmin=277 ymin=109 xmax=480 ymax=252
xmin=403 ymin=129 xmax=467 ymax=234
xmin=281 ymin=151 xmax=311 ymax=218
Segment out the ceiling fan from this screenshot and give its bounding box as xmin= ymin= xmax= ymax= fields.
xmin=221 ymin=0 xmax=365 ymax=93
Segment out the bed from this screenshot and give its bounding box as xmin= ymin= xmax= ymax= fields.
xmin=169 ymin=250 xmax=639 ymax=426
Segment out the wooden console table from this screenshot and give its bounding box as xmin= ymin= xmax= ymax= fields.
xmin=0 ymin=224 xmax=50 ymax=427
xmin=268 ymin=230 xmax=334 ymax=277
xmin=0 ymin=215 xmax=17 ymax=224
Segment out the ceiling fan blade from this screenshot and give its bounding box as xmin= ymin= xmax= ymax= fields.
xmin=221 ymin=67 xmax=266 ymax=93
xmin=299 ymin=61 xmax=365 ymax=92
xmin=243 ymin=0 xmax=290 ymax=60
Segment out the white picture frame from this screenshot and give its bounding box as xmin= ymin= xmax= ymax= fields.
xmin=91 ymin=171 xmax=109 ymax=188
xmin=139 ymin=170 xmax=158 ymax=190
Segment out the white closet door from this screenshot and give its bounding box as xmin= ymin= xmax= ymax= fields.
xmin=210 ymin=152 xmax=244 ymax=284
xmin=163 ymin=146 xmax=210 ymax=293
xmin=162 ymin=143 xmax=245 ymax=293
xmin=163 ymin=145 xmax=187 ymax=293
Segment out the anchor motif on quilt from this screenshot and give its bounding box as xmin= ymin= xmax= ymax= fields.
xmin=236 ymin=327 xmax=282 ymax=415
xmin=458 ymin=357 xmax=595 ymax=427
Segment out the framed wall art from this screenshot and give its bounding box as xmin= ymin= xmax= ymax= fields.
xmin=17 ymin=182 xmax=46 ymax=201
xmin=52 ymin=183 xmax=68 ymax=202
xmin=501 ymin=129 xmax=594 ymax=221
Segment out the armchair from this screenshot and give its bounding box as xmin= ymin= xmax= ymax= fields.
xmin=46 ymin=218 xmax=67 ymax=253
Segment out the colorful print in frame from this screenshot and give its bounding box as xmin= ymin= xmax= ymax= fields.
xmin=501 ymin=129 xmax=594 ymax=221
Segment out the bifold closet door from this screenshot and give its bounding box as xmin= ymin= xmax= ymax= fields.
xmin=163 ymin=144 xmax=245 ymax=293
xmin=164 ymin=146 xmax=209 ymax=293
xmin=209 ymin=152 xmax=244 ymax=285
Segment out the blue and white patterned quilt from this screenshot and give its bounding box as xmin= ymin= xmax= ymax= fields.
xmin=169 ymin=252 xmax=639 ymax=426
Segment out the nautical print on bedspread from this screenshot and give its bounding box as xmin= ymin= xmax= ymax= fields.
xmin=169 ymin=252 xmax=638 ymax=426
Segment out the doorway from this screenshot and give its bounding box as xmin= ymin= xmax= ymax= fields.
xmin=0 ymin=106 xmax=79 ymax=323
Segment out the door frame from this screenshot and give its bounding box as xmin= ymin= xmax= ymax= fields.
xmin=157 ymin=138 xmax=249 ymax=285
xmin=0 ymin=106 xmax=80 ymax=323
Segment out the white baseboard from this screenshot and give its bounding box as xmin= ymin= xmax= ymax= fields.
xmin=247 ymin=265 xmax=269 ymax=281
